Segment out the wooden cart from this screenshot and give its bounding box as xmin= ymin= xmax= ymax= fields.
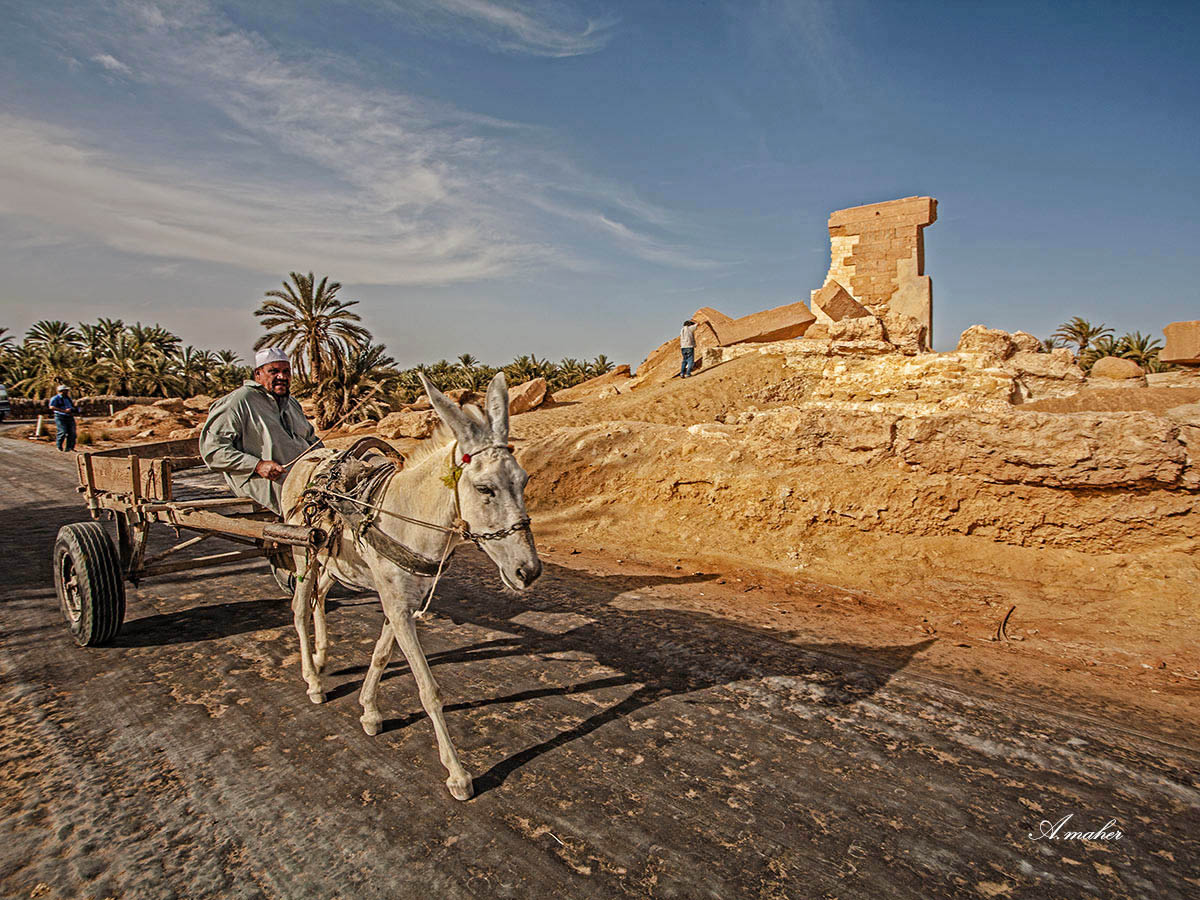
xmin=54 ymin=437 xmax=324 ymax=646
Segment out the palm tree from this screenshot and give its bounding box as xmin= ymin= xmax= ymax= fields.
xmin=78 ymin=318 xmax=127 ymax=363
xmin=211 ymin=350 xmax=247 ymax=393
xmin=553 ymin=357 xmax=589 ymax=390
xmin=254 ymin=272 xmax=370 ymax=383
xmin=1116 ymin=331 xmax=1163 ymax=370
xmin=1052 ymin=317 xmax=1113 ymax=357
xmin=15 ymin=344 xmax=94 ymax=398
xmin=313 ymin=342 xmax=398 ymax=428
xmin=1039 ymin=336 xmax=1065 ymax=353
xmin=25 ymin=320 xmax=82 ymax=351
xmin=128 ymin=322 xmax=181 ymax=358
xmin=0 ymin=326 xmax=16 ymax=354
xmin=177 ymin=345 xmax=211 ymax=396
xmin=137 ymin=353 xmax=185 ymax=398
xmin=589 ymin=354 xmax=614 ymax=376
xmin=98 ymin=331 xmax=155 ymax=395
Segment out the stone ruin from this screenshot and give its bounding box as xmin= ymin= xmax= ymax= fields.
xmin=1162 ymin=321 xmax=1200 ymax=366
xmin=633 ymin=196 xmax=937 ymax=386
xmin=814 ymin=196 xmax=937 ymax=350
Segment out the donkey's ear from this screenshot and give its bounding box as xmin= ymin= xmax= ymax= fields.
xmin=485 ymin=371 xmax=510 ymax=441
xmin=419 ymin=372 xmax=473 ymax=442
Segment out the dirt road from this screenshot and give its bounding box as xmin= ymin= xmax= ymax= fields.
xmin=2 ymin=435 xmax=1197 ymax=899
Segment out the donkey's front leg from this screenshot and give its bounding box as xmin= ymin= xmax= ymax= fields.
xmin=358 ymin=620 xmax=395 ymax=736
xmin=312 ymin=570 xmax=337 ymax=674
xmin=391 ymin=612 xmax=474 ymax=800
xmin=291 ymin=559 xmax=325 ymax=704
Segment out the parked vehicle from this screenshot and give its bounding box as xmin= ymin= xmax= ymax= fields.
xmin=0 ymin=384 xmax=10 ymax=422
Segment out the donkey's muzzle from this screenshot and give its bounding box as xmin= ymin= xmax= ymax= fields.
xmin=515 ymin=559 xmax=542 ymax=588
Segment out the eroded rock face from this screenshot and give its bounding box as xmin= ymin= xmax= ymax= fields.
xmin=881 ymin=314 xmax=928 ymax=356
xmin=378 ymin=410 xmax=439 ymax=439
xmin=1011 ymin=331 xmax=1043 ymax=353
xmin=1090 ymin=357 xmax=1145 ymax=380
xmin=518 ymin=406 xmax=1199 ymax=563
xmin=827 ymin=316 xmax=885 ymax=343
xmin=152 ymin=398 xmax=187 ymax=413
xmin=894 ymin=411 xmax=1186 ymax=488
xmin=1005 ymin=349 xmax=1085 ymax=402
xmin=956 ymin=325 xmax=1016 ymax=360
xmin=508 ymin=377 xmax=549 ymax=415
xmin=184 ymin=394 xmax=216 ymax=411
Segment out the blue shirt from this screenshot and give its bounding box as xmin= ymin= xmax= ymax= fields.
xmin=49 ymin=394 xmax=77 ymax=416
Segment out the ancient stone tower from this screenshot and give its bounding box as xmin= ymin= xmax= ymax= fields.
xmin=813 ymin=196 xmax=937 ymax=349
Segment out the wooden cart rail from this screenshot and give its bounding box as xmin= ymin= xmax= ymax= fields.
xmin=58 ymin=436 xmax=326 ymax=646
xmin=77 ymin=437 xmax=204 ymax=502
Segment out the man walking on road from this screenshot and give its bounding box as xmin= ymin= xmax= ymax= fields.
xmin=199 ymin=347 xmax=322 ymax=515
xmin=49 ymin=385 xmax=77 ymax=452
xmin=680 ymin=319 xmax=697 ymax=379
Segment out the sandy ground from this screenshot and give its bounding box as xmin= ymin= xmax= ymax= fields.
xmin=2 ymin=427 xmax=1200 ymax=898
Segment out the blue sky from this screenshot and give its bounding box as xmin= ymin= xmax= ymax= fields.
xmin=1 ymin=0 xmax=1197 ymax=367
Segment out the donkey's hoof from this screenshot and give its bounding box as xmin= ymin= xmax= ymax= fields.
xmin=447 ymin=775 xmax=474 ymax=801
xmin=360 ymin=716 xmax=381 ymax=736
xmin=308 ymin=690 xmax=326 ymax=705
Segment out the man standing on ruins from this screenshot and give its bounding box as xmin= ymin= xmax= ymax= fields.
xmin=199 ymin=347 xmax=322 ymax=515
xmin=680 ymin=319 xmax=697 ymax=378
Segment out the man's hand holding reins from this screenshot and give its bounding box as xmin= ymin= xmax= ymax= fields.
xmin=255 ymin=459 xmax=287 ymax=480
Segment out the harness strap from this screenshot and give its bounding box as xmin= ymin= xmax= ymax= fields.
xmin=361 ymin=527 xmax=442 ymax=577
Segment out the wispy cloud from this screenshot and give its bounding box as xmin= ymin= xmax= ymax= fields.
xmin=381 ymin=0 xmax=618 ymax=57
xmin=739 ymin=0 xmax=858 ymax=109
xmin=4 ymin=0 xmax=696 ymax=285
xmin=0 ymin=114 xmax=532 ymax=283
xmin=90 ymin=52 xmax=131 ymax=74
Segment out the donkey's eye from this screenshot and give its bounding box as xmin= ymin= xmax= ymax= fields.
xmin=476 ymin=485 xmax=495 ymax=497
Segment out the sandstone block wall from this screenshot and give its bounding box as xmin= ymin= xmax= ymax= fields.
xmin=814 ymin=196 xmax=937 ymax=349
xmin=1163 ymin=320 xmax=1200 ymax=366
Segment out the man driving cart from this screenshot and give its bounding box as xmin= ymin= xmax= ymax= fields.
xmin=199 ymin=347 xmax=322 ymax=515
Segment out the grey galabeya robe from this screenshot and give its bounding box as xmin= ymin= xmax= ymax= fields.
xmin=199 ymin=381 xmax=320 ymax=514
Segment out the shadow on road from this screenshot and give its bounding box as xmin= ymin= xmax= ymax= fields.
xmin=332 ymin=560 xmax=935 ymax=796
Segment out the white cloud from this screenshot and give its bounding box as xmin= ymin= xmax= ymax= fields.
xmin=383 ymin=0 xmax=617 ymax=57
xmin=90 ymin=52 xmax=131 ymax=74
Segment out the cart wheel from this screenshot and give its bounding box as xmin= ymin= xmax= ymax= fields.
xmin=53 ymin=522 xmax=126 ymax=646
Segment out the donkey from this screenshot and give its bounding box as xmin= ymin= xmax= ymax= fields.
xmin=279 ymin=372 xmax=541 ymax=800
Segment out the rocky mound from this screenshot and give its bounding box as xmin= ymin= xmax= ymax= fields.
xmin=496 ymin=326 xmax=1199 ymax=616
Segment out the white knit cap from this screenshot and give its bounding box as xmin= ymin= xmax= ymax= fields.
xmin=254 ymin=347 xmax=289 ymax=369
xmin=57 ymin=384 xmax=69 ymax=392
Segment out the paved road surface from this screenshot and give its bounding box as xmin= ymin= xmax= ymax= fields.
xmin=1 ymin=434 xmax=1197 ymax=899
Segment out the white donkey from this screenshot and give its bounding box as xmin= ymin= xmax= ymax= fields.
xmin=280 ymin=372 xmax=541 ymax=800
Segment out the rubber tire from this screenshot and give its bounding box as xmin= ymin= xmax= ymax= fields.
xmin=53 ymin=522 xmax=126 ymax=646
